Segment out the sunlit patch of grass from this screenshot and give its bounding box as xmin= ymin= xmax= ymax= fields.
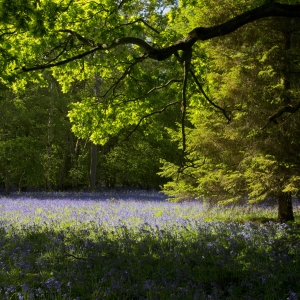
xmin=200 ymin=202 xmax=287 ymax=224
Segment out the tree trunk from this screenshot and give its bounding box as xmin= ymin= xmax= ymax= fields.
xmin=277 ymin=27 xmax=295 ymax=224
xmin=5 ymin=166 xmax=9 ymax=194
xmin=278 ymin=191 xmax=294 ymax=223
xmin=89 ymin=142 xmax=97 ymax=191
xmin=46 ymin=77 xmax=55 ymax=191
xmin=89 ymin=72 xmax=101 ymax=191
xmin=58 ymin=133 xmax=69 ymax=190
xmin=71 ymin=137 xmax=80 ymax=189
xmin=18 ymin=171 xmax=26 ymax=192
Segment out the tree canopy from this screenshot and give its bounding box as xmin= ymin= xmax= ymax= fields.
xmin=0 ymin=1 xmax=299 ymax=143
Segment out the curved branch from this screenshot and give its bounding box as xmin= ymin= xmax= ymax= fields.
xmin=21 ymin=36 xmax=153 ymax=72
xmin=261 ymin=102 xmax=300 ymax=129
xmin=190 ymin=70 xmax=231 ymax=122
xmin=57 ymin=0 xmax=75 ymax=13
xmin=0 ymin=30 xmax=16 ymax=39
xmin=148 ymin=2 xmax=300 ymax=60
xmin=22 ymin=47 xmax=101 ymax=72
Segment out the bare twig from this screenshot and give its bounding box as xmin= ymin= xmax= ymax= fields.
xmin=64 ymin=0 xmax=74 ymax=11
xmin=190 ymin=70 xmax=231 ymax=122
xmin=59 ymin=29 xmax=96 ymax=46
xmin=116 ymin=18 xmax=160 ymax=34
xmin=117 ymin=0 xmax=130 ymax=9
xmin=112 ymin=78 xmax=181 ymax=106
xmin=44 ymin=39 xmax=71 ymax=65
xmin=101 ymin=56 xmax=147 ymax=98
xmin=125 ymin=101 xmax=181 ymax=140
xmin=57 ymin=252 xmax=87 ymax=260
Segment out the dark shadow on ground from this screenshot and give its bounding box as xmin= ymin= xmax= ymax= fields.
xmin=0 ymin=223 xmax=300 ymax=299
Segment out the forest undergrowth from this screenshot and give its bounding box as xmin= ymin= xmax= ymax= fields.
xmin=0 ymin=190 xmax=299 ymax=300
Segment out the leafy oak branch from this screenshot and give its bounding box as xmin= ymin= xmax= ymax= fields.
xmin=21 ymin=2 xmax=300 ymax=71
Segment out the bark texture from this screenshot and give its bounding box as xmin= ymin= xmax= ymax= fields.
xmin=278 ymin=192 xmax=294 ymax=223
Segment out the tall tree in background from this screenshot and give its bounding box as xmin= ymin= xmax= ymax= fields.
xmin=0 ymin=82 xmax=64 ymax=191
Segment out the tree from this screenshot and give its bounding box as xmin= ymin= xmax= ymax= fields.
xmin=160 ymin=0 xmax=300 ymax=222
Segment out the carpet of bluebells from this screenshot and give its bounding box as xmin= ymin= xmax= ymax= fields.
xmin=0 ymin=189 xmax=300 ymax=300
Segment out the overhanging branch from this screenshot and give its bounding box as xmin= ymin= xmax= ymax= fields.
xmin=261 ymin=102 xmax=300 ymax=129
xmin=148 ymin=2 xmax=300 ymax=60
xmin=20 ymin=2 xmax=300 ymax=71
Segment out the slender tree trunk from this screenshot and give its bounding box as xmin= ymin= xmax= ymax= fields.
xmin=18 ymin=171 xmax=26 ymax=192
xmin=278 ymin=191 xmax=294 ymax=223
xmin=71 ymin=137 xmax=80 ymax=189
xmin=5 ymin=166 xmax=9 ymax=194
xmin=89 ymin=72 xmax=101 ymax=191
xmin=58 ymin=133 xmax=69 ymax=190
xmin=46 ymin=77 xmax=55 ymax=190
xmin=89 ymin=142 xmax=97 ymax=191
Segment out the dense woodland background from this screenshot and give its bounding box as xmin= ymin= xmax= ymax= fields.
xmin=0 ymin=0 xmax=300 ymax=221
